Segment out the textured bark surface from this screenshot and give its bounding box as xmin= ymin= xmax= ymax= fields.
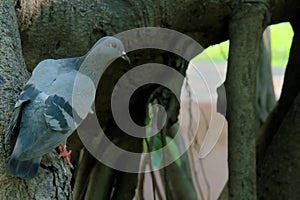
xmin=0 ymin=0 xmax=72 ymax=199
xmin=258 ymin=93 xmax=300 ymax=199
xmin=16 ymin=0 xmax=233 ymax=71
xmin=257 ymin=17 xmax=300 ymax=199
xmin=218 ymin=28 xmax=275 ymax=200
xmin=225 ymin=2 xmax=269 ymax=199
xmin=257 ymin=18 xmax=300 ymax=164
xmin=0 ymin=0 xmax=28 ymax=198
xmin=1 ymin=0 xmax=300 ymax=199
xmin=14 ymin=0 xmax=300 ymax=72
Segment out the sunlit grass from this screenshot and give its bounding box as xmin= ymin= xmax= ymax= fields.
xmin=193 ymin=22 xmax=293 ymax=68
xmin=194 ymin=40 xmax=229 ymax=63
xmin=270 ymin=22 xmax=293 ymax=67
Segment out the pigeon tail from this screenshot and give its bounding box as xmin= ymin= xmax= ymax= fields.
xmin=7 ymin=156 xmax=41 ymax=179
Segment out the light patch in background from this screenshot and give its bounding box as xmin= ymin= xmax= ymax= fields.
xmin=270 ymin=22 xmax=293 ymax=67
xmin=179 ymin=22 xmax=292 ymax=199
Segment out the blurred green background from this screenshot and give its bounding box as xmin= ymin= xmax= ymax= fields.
xmin=194 ymin=22 xmax=294 ymax=68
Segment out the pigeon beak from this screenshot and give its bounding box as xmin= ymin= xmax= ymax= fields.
xmin=121 ymin=51 xmax=131 ymax=64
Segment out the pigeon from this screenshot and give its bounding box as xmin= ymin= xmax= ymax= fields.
xmin=5 ymin=36 xmax=130 ymax=179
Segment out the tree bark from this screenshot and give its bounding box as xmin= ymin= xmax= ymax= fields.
xmin=14 ymin=0 xmax=300 ymax=72
xmin=218 ymin=26 xmax=275 ymax=200
xmin=256 ymin=18 xmax=300 ymax=164
xmin=257 ymin=92 xmax=300 ymax=199
xmin=225 ymin=2 xmax=269 ymax=199
xmin=257 ymin=16 xmax=300 ymax=199
xmin=0 ymin=0 xmax=72 ymax=199
xmin=1 ymin=0 xmax=300 ymax=199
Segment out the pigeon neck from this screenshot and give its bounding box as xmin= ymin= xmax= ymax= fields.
xmin=78 ymin=55 xmax=111 ymax=86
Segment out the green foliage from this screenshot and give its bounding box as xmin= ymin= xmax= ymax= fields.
xmin=146 ymin=136 xmax=182 ymax=167
xmin=194 ymin=40 xmax=229 ymax=63
xmin=165 ymin=136 xmax=182 ymax=167
xmin=151 ymin=137 xmax=163 ymax=167
xmin=144 ymin=104 xmax=182 ymax=168
xmin=270 ymin=22 xmax=293 ymax=67
xmin=193 ymin=22 xmax=293 ymax=68
xmin=143 ymin=134 xmax=183 ymax=168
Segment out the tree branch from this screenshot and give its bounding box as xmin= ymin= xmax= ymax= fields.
xmin=225 ymin=2 xmax=269 ymax=199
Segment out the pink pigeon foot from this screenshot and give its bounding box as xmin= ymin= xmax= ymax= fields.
xmin=57 ymin=145 xmax=74 ymax=169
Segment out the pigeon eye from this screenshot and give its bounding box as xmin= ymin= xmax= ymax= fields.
xmin=111 ymin=43 xmax=117 ymax=48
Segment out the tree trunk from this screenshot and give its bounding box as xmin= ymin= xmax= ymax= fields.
xmin=257 ymin=17 xmax=300 ymax=199
xmin=0 ymin=0 xmax=72 ymax=199
xmin=218 ymin=25 xmax=275 ymax=200
xmin=1 ymin=0 xmax=300 ymax=199
xmin=15 ymin=0 xmax=300 ymax=72
xmin=225 ymin=2 xmax=269 ymax=199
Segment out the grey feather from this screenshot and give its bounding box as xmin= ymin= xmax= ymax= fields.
xmin=5 ymin=84 xmax=39 ymax=144
xmin=6 ymin=36 xmax=128 ymax=179
xmin=44 ymin=94 xmax=83 ymax=130
xmin=7 ymin=157 xmax=41 ymax=180
xmin=5 ymin=106 xmax=22 ymax=144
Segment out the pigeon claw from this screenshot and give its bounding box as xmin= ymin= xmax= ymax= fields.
xmin=57 ymin=144 xmax=74 ymax=169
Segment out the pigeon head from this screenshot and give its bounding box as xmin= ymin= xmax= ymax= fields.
xmin=91 ymin=36 xmax=130 ymax=63
xmin=78 ymin=36 xmax=130 ymax=84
